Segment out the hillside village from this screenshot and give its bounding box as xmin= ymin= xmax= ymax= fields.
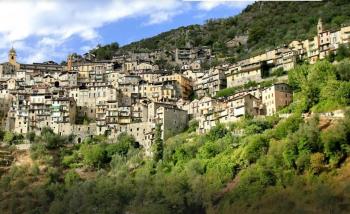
xmin=0 ymin=19 xmax=349 ymax=154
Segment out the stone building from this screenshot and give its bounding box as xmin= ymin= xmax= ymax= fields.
xmin=262 ymin=83 xmax=293 ymax=116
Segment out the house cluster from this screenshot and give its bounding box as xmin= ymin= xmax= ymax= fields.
xmin=0 ymin=19 xmax=348 ymax=152
xmin=182 ymin=82 xmax=292 ymax=133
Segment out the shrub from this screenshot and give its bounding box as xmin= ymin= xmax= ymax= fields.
xmin=80 ymin=143 xmax=107 ymax=168
xmin=46 ymin=167 xmax=60 ymax=184
xmin=30 ymin=164 xmax=41 ymax=176
xmin=187 ymin=120 xmax=199 ymax=133
xmin=64 ymin=170 xmax=81 ymax=187
xmin=3 ymin=132 xmax=14 ymax=144
xmin=310 ymin=152 xmax=325 ymax=174
xmin=295 ymin=151 xmax=311 ymax=172
xmin=62 ymin=153 xmax=80 ymax=168
xmin=206 ymin=123 xmax=228 ymax=141
xmin=335 ymin=59 xmax=350 ymax=81
xmin=30 ymin=143 xmax=48 ymax=160
xmin=242 ymin=134 xmax=269 ymax=164
xmin=271 ymin=67 xmax=287 ymax=77
xmin=272 ymin=114 xmax=303 ymax=140
xmin=26 ymin=132 xmax=36 ymax=143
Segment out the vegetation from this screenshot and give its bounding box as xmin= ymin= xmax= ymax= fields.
xmin=0 ymin=58 xmax=349 ymax=213
xmin=1 ymin=58 xmax=350 ymax=214
xmin=92 ymin=0 xmax=350 ymax=62
xmin=1 ymin=1 xmax=350 ymax=211
xmin=215 ymin=79 xmax=276 ymax=98
xmin=90 ymin=42 xmax=120 ymax=60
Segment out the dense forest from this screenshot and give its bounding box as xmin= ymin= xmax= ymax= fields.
xmin=92 ymin=0 xmax=350 ymax=61
xmin=1 ymin=58 xmax=350 ymax=213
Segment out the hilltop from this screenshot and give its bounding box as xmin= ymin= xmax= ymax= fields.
xmin=110 ymin=0 xmax=350 ymax=60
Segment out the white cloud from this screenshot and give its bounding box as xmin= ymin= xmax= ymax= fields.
xmin=0 ymin=0 xmax=249 ymax=63
xmin=0 ymin=0 xmax=191 ymax=63
xmin=197 ymin=0 xmax=253 ymax=11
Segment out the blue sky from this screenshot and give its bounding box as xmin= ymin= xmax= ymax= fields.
xmin=0 ymin=0 xmax=253 ymax=64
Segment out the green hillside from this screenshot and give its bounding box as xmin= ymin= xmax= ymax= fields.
xmin=118 ymin=0 xmax=350 ymax=60
xmin=1 ymin=59 xmax=350 ymax=213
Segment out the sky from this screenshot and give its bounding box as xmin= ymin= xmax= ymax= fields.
xmin=0 ymin=0 xmax=253 ymax=64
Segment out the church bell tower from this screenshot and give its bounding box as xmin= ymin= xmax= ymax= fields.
xmin=9 ymin=47 xmax=17 ymax=66
xmin=317 ymin=18 xmax=323 ymax=34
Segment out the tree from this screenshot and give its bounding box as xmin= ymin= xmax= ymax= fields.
xmin=90 ymin=42 xmax=120 ymax=60
xmin=26 ymin=132 xmax=36 ymax=143
xmin=335 ymin=44 xmax=350 ymax=61
xmin=80 ymin=143 xmax=106 ymax=168
xmin=3 ymin=132 xmax=14 ymax=144
xmin=105 ymin=133 xmax=137 ymax=158
xmin=41 ymin=128 xmax=60 ymax=149
xmin=153 ymin=124 xmax=163 ymax=162
xmin=335 ymin=59 xmax=350 ymax=81
xmin=310 ymin=152 xmax=325 ymax=174
xmin=207 ymin=123 xmax=228 ymax=141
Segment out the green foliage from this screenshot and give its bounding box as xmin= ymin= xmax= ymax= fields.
xmin=215 ymin=87 xmax=237 ymax=98
xmin=30 ymin=143 xmax=49 ymax=160
xmin=75 ymin=115 xmax=93 ymax=125
xmin=121 ymin=1 xmax=350 ymax=60
xmin=153 ymin=124 xmax=163 ymax=162
xmin=271 ymin=67 xmax=287 ymax=77
xmin=271 ymin=114 xmax=303 ymax=140
xmin=80 ymin=143 xmax=107 ymax=168
xmin=288 ymin=61 xmax=338 ymax=112
xmin=321 ymin=112 xmax=350 ymax=167
xmin=64 ymin=170 xmax=81 ymax=187
xmin=26 ymin=132 xmax=36 ymax=143
xmin=313 ymin=80 xmax=350 ymax=112
xmin=3 ymin=131 xmax=14 ymax=144
xmin=215 ymin=79 xmax=275 ymax=98
xmin=335 ymin=58 xmax=350 ymax=81
xmin=335 ymin=43 xmax=350 ymax=61
xmin=310 ymin=152 xmax=325 ymax=174
xmin=90 ymin=42 xmax=119 ymax=60
xmin=282 ymin=116 xmax=321 ymax=170
xmin=241 ymin=134 xmax=269 ymax=164
xmin=206 ymin=123 xmax=228 ymax=141
xmin=40 ymin=128 xmax=74 ymax=149
xmin=187 ymin=120 xmax=199 ymax=133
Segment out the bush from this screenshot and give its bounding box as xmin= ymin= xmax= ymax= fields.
xmin=30 ymin=143 xmax=48 ymax=160
xmin=242 ymin=134 xmax=269 ymax=164
xmin=206 ymin=123 xmax=228 ymax=141
xmin=46 ymin=167 xmax=60 ymax=184
xmin=310 ymin=152 xmax=325 ymax=174
xmin=80 ymin=144 xmax=107 ymax=168
xmin=41 ymin=128 xmax=61 ymax=149
xmin=321 ymin=120 xmax=350 ymax=167
xmin=335 ymin=59 xmax=350 ymax=81
xmin=187 ymin=120 xmax=199 ymax=133
xmin=272 ymin=114 xmax=303 ymax=140
xmin=62 ymin=152 xmax=81 ymax=168
xmin=26 ymin=132 xmax=36 ymax=143
xmin=3 ymin=132 xmax=14 ymax=144
xmin=64 ymin=170 xmax=81 ymax=187
xmin=215 ymin=87 xmax=237 ymax=98
xmin=271 ymin=67 xmax=287 ymax=77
